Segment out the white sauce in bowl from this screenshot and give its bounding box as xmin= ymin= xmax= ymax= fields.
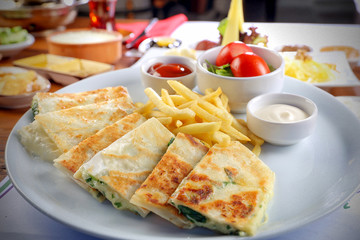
xmin=255 ymin=104 xmax=309 ymax=123
xmin=50 ymin=31 xmax=118 ymax=44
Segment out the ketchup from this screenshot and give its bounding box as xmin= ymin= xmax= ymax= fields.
xmin=148 ymin=63 xmax=192 ymax=78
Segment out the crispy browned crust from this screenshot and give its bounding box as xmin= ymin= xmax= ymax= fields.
xmin=130 ymin=133 xmax=209 ymax=228
xmin=170 ymin=141 xmax=275 ymax=235
xmin=35 ymin=86 xmax=132 ymax=113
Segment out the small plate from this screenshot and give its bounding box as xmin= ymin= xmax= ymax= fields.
xmin=14 ymin=54 xmax=113 ymax=85
xmin=281 ymin=51 xmax=360 ymax=87
xmin=0 ymin=66 xmax=50 ymax=109
xmin=0 ymin=34 xmax=35 ymax=58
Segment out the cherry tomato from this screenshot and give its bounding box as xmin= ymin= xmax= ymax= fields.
xmin=230 ymin=52 xmax=270 ymax=77
xmin=215 ymin=41 xmax=253 ymax=66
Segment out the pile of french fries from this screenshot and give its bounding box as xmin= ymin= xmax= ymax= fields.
xmin=135 ymin=80 xmax=264 ymax=156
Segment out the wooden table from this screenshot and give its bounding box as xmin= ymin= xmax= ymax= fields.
xmin=1 ymin=18 xmax=360 ymax=182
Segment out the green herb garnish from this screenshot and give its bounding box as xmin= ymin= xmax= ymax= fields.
xmin=205 ymin=60 xmax=233 ymax=77
xmin=114 ymin=202 xmax=122 ymax=208
xmin=31 ymin=100 xmax=39 ymax=116
xmin=268 ymin=63 xmax=276 ymax=72
xmin=178 ymin=205 xmax=207 ymax=223
xmin=223 ymin=168 xmax=236 ymax=186
xmin=167 ymin=137 xmax=175 ymax=146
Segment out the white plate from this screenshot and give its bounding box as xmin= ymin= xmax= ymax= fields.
xmin=0 ymin=66 xmax=51 ymax=109
xmin=0 ymin=33 xmax=35 ymax=58
xmin=5 ymin=65 xmax=360 ymax=239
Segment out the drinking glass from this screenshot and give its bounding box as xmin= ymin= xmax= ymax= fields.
xmin=88 ymin=0 xmax=117 ymax=31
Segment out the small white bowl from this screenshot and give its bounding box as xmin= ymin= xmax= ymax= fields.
xmin=0 ymin=33 xmax=34 ymax=58
xmin=246 ymin=93 xmax=318 ymax=145
xmin=140 ymin=55 xmax=196 ymax=94
xmin=197 ymin=45 xmax=285 ymax=113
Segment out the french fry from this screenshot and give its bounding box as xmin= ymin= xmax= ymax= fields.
xmin=145 ymin=110 xmax=168 ymax=118
xmin=203 ymin=87 xmax=222 ymax=102
xmin=161 ymin=89 xmax=175 ymax=107
xmin=211 ymin=131 xmax=231 ymax=146
xmin=168 ymin=80 xmax=199 ymax=100
xmin=157 ymin=116 xmax=173 ymax=125
xmin=252 ymin=144 xmax=261 ymax=156
xmin=134 ymin=102 xmax=144 ymax=108
xmin=136 ymin=100 xmax=155 ymax=115
xmin=175 ymin=120 xmax=183 ymax=128
xmin=177 ymin=100 xmax=198 ymax=109
xmin=220 ymin=94 xmax=230 ymax=112
xmin=190 ymin=104 xmax=222 ymax=123
xmin=234 ymin=119 xmax=264 ymax=146
xmin=190 ymin=103 xmax=249 ymax=142
xmin=168 ymin=80 xmax=232 ymax=125
xmin=169 ymin=95 xmax=187 ymax=106
xmin=144 ymin=88 xmax=195 ymax=120
xmin=174 ymin=122 xmax=221 ymax=135
xmin=138 ymin=81 xmax=262 ymax=155
xmin=221 ymin=125 xmax=250 ymax=142
xmin=204 ymin=88 xmax=225 ymax=109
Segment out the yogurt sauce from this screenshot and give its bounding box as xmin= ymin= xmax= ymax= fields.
xmin=255 ymin=104 xmax=309 ymax=123
xmin=51 ymin=31 xmax=117 ymax=44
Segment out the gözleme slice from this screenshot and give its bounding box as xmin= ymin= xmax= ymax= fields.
xmin=18 ymin=98 xmax=135 ymax=162
xmin=169 ymin=141 xmax=275 ymax=236
xmin=74 ymin=118 xmax=174 ymax=217
xmin=130 ymin=132 xmax=209 ymax=228
xmin=31 ymin=86 xmax=132 ymax=115
xmin=54 ymin=113 xmax=146 ymax=200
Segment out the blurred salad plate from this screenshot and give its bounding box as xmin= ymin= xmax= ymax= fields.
xmin=0 ymin=26 xmax=34 ymax=58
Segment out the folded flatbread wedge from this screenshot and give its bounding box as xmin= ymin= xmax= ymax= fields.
xmin=130 ymin=132 xmax=209 ymax=228
xmin=74 ymin=118 xmax=175 ymax=217
xmin=31 ymin=86 xmax=133 ymax=115
xmin=18 ymin=98 xmax=134 ymax=161
xmin=169 ymin=141 xmax=275 ymax=236
xmin=53 ymin=113 xmax=146 ymax=200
